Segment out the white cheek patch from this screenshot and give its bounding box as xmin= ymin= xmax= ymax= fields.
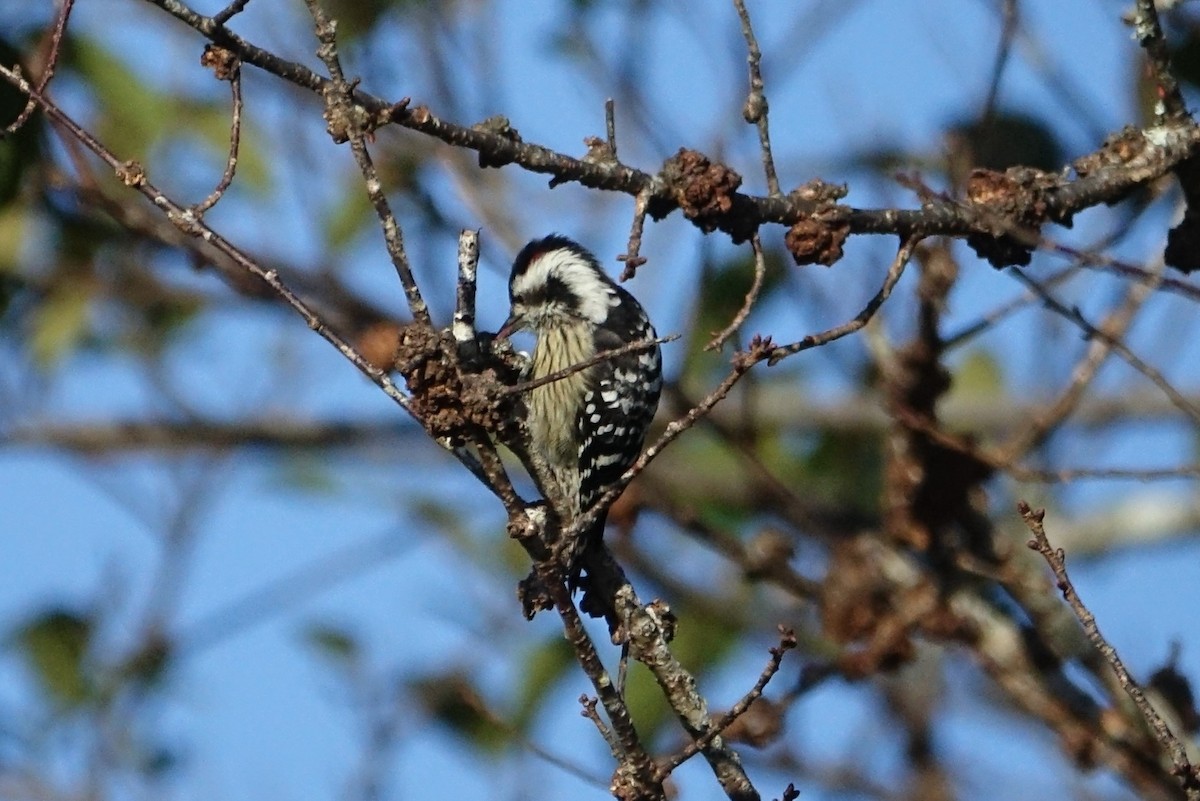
xmin=529 ymin=249 xmax=613 ymax=324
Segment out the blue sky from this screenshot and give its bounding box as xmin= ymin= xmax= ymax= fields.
xmin=2 ymin=1 xmax=1199 ymax=799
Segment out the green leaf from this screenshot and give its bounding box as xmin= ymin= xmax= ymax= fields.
xmin=69 ymin=38 xmax=173 ymax=156
xmin=12 ymin=608 xmax=95 ymax=708
xmin=947 ymin=349 xmax=1005 ymax=401
xmin=0 ymin=205 xmax=29 ymax=274
xmin=0 ymin=37 xmax=44 ymax=207
xmin=325 ymin=182 xmax=376 ymax=251
xmin=271 ymin=451 xmax=341 ymax=494
xmin=302 ymin=622 xmax=361 ymax=669
xmin=412 ymin=672 xmax=509 ymax=753
xmin=67 ymin=38 xmax=268 ymax=193
xmin=512 ymin=637 xmax=575 ymax=730
xmin=30 ymin=279 xmax=94 ymax=367
xmin=686 ymin=248 xmax=787 ymax=370
xmin=411 ymin=496 xmax=473 ymax=551
xmin=796 ymin=429 xmax=883 ymax=513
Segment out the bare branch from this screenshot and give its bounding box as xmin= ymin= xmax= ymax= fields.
xmin=500 ymin=335 xmax=678 ymax=397
xmin=453 ymin=229 xmax=480 ymax=347
xmin=302 ymin=0 xmax=431 ymax=325
xmin=136 ymin=0 xmax=1200 ymax=248
xmin=613 ymin=587 xmax=761 ymax=801
xmin=1010 ymin=268 xmax=1200 ymax=427
xmin=579 ymin=695 xmax=623 ymax=760
xmin=1047 ymin=240 xmax=1200 ymax=304
xmin=707 ymin=232 xmax=767 ymax=351
xmin=508 ymin=511 xmax=664 ymax=799
xmin=619 ymin=187 xmax=653 ymax=281
xmin=4 ymin=0 xmax=74 ymax=135
xmin=1020 ymin=502 xmax=1200 ymax=798
xmin=732 ymin=0 xmax=780 ymax=196
xmin=605 ymin=97 xmax=618 ymax=161
xmin=1000 ymin=259 xmax=1160 ymax=460
xmin=767 ymin=238 xmax=917 ymax=364
xmin=980 ymin=0 xmax=1019 ymax=124
xmin=193 ymin=45 xmax=243 ymax=215
xmin=1130 ymin=0 xmax=1189 ymax=122
xmin=662 ymin=627 xmax=797 ymax=773
xmin=0 ymin=63 xmax=501 ymax=494
xmin=212 ymin=0 xmax=250 ymax=26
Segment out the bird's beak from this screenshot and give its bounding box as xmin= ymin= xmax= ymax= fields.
xmin=497 ymin=312 xmax=524 ymax=340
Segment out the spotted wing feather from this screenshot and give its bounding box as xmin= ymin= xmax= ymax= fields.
xmin=575 ymin=286 xmax=662 ymax=519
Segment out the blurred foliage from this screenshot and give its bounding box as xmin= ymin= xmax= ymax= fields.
xmin=304 ymin=621 xmax=363 ymax=670
xmin=684 ymin=248 xmax=787 ymax=375
xmin=945 ymin=349 xmax=1005 ymax=405
xmin=12 ymin=608 xmax=95 ymax=709
xmin=3 ymin=2 xmax=1198 ymax=800
xmin=943 ymin=111 xmax=1064 ymax=175
xmin=792 ymin=429 xmax=882 ymax=514
xmin=0 ymin=38 xmax=44 ymax=207
xmin=412 ymin=671 xmax=510 ymax=753
xmin=29 ymin=275 xmax=94 ymax=366
xmin=64 ymin=38 xmax=269 ymax=191
xmin=512 ymin=636 xmax=577 ymax=731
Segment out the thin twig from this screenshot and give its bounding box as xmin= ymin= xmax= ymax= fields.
xmin=707 ymin=232 xmax=767 ymax=351
xmin=618 ymin=187 xmax=652 ymax=281
xmin=1131 ymin=0 xmax=1188 ymax=122
xmin=579 ymin=695 xmax=623 ymax=759
xmin=212 ymin=0 xmax=251 ymax=26
xmin=613 ymin=587 xmax=761 ymax=800
xmin=605 ymin=97 xmax=618 ymax=161
xmin=302 ymin=0 xmax=431 ymax=325
xmin=767 ymin=237 xmax=917 ymax=364
xmin=4 ymin=0 xmax=75 ymax=135
xmin=732 ymin=0 xmax=780 ymax=196
xmin=889 ymin=401 xmax=1200 ymax=485
xmin=1012 ymin=464 xmax=1200 ymax=482
xmin=661 ymin=627 xmax=796 ymax=773
xmin=193 ymin=49 xmax=243 ymax=215
xmin=452 ymin=229 xmax=480 ymax=346
xmin=1045 ymin=240 xmax=1200 ymax=304
xmin=0 ymin=63 xmax=499 ymax=495
xmin=1001 ymin=259 xmax=1160 ymax=460
xmin=471 ymin=436 xmax=521 ymax=510
xmin=979 ymin=0 xmax=1018 ymax=125
xmin=646 ymin=488 xmax=819 ymax=598
xmin=1019 ymin=502 xmax=1200 ymax=797
xmin=500 ymin=335 xmax=678 ymax=396
xmin=1010 ymin=268 xmax=1200 ymax=427
xmin=942 ymin=264 xmax=1081 ymax=350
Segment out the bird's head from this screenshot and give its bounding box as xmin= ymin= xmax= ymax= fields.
xmin=499 ymin=235 xmax=615 ymax=338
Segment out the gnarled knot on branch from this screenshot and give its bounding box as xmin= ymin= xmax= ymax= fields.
xmin=320 ymin=80 xmax=376 ymax=144
xmin=657 ymin=148 xmax=758 ymax=243
xmin=392 ymin=321 xmax=524 ymax=447
xmin=964 ymin=166 xmax=1075 ymax=268
xmin=199 ymin=44 xmax=240 ymax=81
xmin=782 ymin=178 xmax=851 ymax=266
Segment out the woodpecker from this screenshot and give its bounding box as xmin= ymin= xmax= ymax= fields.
xmin=498 ymin=235 xmax=662 ymax=581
